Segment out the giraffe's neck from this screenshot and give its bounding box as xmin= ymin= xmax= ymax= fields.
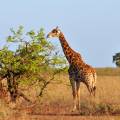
xmin=59 ymin=32 xmax=84 ymax=65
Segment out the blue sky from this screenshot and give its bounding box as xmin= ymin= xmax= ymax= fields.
xmin=0 ymin=0 xmax=120 ymax=67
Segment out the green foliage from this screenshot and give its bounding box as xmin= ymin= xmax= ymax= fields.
xmin=1 ymin=26 xmax=66 ymax=76
xmin=0 ymin=26 xmax=67 ymax=101
xmin=113 ymin=52 xmax=120 ymax=67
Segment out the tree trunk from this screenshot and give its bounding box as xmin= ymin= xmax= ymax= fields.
xmin=0 ymin=79 xmax=7 ymax=99
xmin=7 ymin=71 xmax=18 ymax=102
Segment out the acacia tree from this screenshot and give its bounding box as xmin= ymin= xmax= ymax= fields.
xmin=113 ymin=53 xmax=120 ymax=67
xmin=0 ymin=26 xmax=66 ymax=102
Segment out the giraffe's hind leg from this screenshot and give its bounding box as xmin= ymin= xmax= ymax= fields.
xmin=85 ymin=83 xmax=92 ymax=96
xmin=92 ymin=86 xmax=96 ymax=97
xmin=86 ymin=84 xmax=96 ymax=97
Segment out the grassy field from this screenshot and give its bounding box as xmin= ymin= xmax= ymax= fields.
xmin=0 ymin=68 xmax=120 ymax=120
xmin=96 ymin=67 xmax=120 ymax=76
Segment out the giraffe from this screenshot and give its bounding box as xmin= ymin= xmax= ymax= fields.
xmin=47 ymin=27 xmax=97 ymax=111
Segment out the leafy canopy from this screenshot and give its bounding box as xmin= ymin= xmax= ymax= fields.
xmin=0 ymin=26 xmax=67 ymax=79
xmin=113 ymin=52 xmax=120 ymax=67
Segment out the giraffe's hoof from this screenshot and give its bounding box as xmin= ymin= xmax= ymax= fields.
xmin=71 ymin=107 xmax=77 ymax=112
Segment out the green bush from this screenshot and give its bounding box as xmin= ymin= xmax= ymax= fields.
xmin=0 ymin=26 xmax=67 ymax=102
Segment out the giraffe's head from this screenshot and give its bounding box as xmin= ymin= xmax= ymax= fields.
xmin=47 ymin=26 xmax=61 ymax=38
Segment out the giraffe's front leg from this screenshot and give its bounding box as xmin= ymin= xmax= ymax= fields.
xmin=76 ymin=81 xmax=80 ymax=111
xmin=70 ymin=78 xmax=77 ymax=112
xmin=72 ymin=87 xmax=77 ymax=112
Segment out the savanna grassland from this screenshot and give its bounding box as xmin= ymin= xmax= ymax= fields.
xmin=0 ymin=68 xmax=120 ymax=120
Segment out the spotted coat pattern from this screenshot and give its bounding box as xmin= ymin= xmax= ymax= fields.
xmin=47 ymin=27 xmax=97 ymax=111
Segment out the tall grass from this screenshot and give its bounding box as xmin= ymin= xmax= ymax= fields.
xmin=1 ymin=68 xmax=120 ymax=119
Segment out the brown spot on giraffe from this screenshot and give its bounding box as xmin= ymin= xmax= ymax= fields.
xmin=47 ymin=26 xmax=97 ymax=112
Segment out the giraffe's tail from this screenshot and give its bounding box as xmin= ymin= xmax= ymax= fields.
xmin=92 ymin=73 xmax=97 ymax=96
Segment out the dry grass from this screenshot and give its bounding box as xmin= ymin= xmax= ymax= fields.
xmin=1 ymin=69 xmax=120 ymax=120
xmin=37 ymin=75 xmax=120 ymax=115
xmin=96 ymin=67 xmax=120 ymax=76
